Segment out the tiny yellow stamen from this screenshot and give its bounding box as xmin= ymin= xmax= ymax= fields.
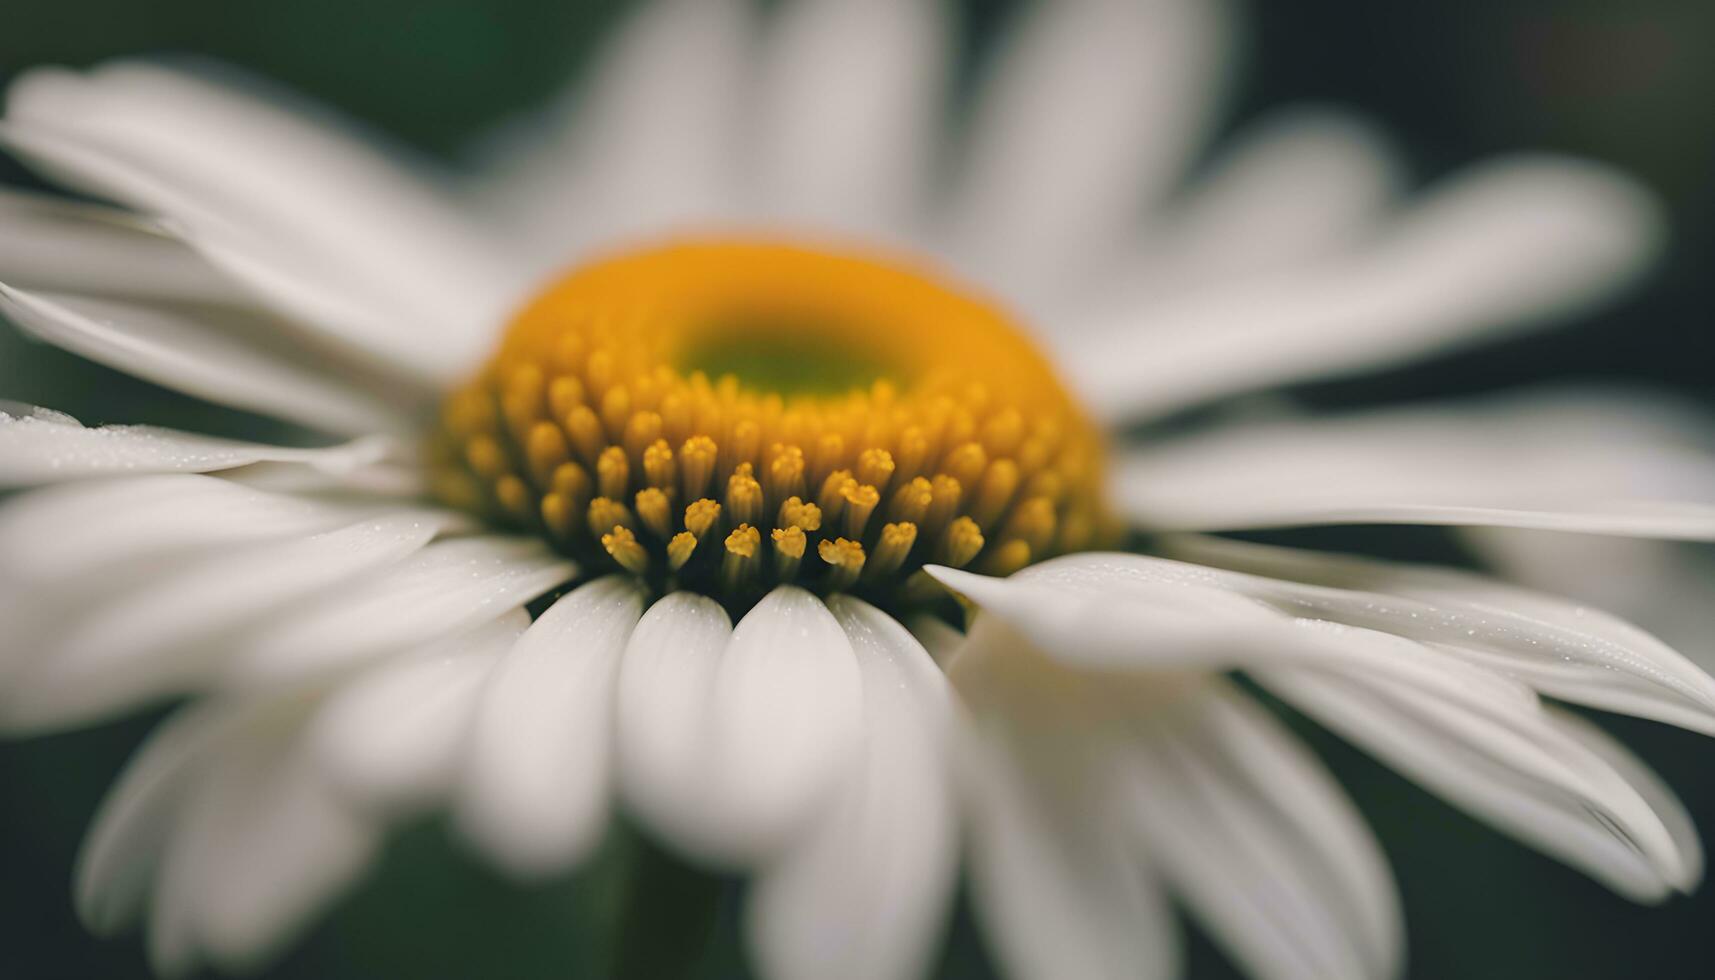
xmin=772 ymin=525 xmax=807 ymax=580
xmin=818 ymin=537 xmax=866 ymax=591
xmin=685 ymin=498 xmax=722 ymax=539
xmin=635 ymin=487 xmax=674 ymax=539
xmin=777 ymin=496 xmax=822 ymax=532
xmin=602 ymin=525 xmax=649 ymax=574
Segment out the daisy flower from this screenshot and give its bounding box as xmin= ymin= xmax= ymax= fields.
xmin=2 ymin=1 xmax=1712 ymax=980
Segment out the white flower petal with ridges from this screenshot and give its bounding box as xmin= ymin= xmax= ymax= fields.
xmin=1163 ymin=535 xmax=1715 ymax=734
xmin=961 ymin=720 xmax=1178 ymax=980
xmin=748 ymin=596 xmax=956 ymax=980
xmin=701 ymin=585 xmax=863 ymax=862
xmin=615 ymin=591 xmax=732 ymax=856
xmin=457 ymin=576 xmax=644 ymax=878
xmin=1118 ymin=686 xmax=1399 ymax=980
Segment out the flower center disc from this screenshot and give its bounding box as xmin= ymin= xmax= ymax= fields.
xmin=431 ymin=239 xmax=1115 ymax=612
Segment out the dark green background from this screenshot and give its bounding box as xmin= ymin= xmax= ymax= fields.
xmin=3 ymin=1 xmax=1715 ymax=977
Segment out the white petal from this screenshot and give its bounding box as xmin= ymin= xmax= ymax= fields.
xmin=701 ymin=585 xmax=863 ymax=862
xmin=75 ymin=700 xmax=246 ymax=937
xmin=1 ymin=509 xmax=453 ymax=732
xmin=1463 ymin=529 xmax=1715 ymax=672
xmin=926 ymin=562 xmax=1311 ymax=672
xmin=0 ymin=473 xmax=365 ymax=584
xmin=752 ymin=0 xmax=948 ymax=240
xmin=0 ymin=186 xmax=248 ymax=305
xmin=5 ymin=62 xmax=521 ymax=375
xmin=0 ymin=284 xmax=409 ymax=434
xmin=167 ymin=724 xmax=379 ymax=973
xmin=1119 ymin=685 xmax=1399 ymax=980
xmin=748 ymin=596 xmax=957 ymax=980
xmin=457 ymin=576 xmax=645 ymax=878
xmin=311 ymin=611 xmax=527 ymax=816
xmin=1162 ymin=535 xmax=1715 ymax=734
xmin=1071 ymin=157 xmax=1665 ymax=420
xmin=946 ymin=0 xmax=1233 ymax=304
xmin=223 ymin=536 xmax=573 ymax=685
xmin=1115 ymin=390 xmax=1715 ymax=537
xmin=475 ymin=0 xmax=752 ymax=271
xmin=960 ymin=719 xmax=1178 ymax=980
xmin=615 ymin=591 xmax=733 ymax=855
xmin=1115 ymin=108 xmax=1402 ymax=298
xmin=1261 ymin=652 xmax=1695 ymax=901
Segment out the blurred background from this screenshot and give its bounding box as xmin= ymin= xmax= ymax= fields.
xmin=2 ymin=0 xmax=1713 ymax=977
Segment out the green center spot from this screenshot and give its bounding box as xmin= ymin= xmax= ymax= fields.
xmin=678 ymin=318 xmax=901 ymax=397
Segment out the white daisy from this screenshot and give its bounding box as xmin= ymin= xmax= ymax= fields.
xmin=1 ymin=2 xmax=1711 ymax=980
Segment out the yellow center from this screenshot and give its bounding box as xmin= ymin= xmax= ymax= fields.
xmin=431 ymin=239 xmax=1116 ymax=612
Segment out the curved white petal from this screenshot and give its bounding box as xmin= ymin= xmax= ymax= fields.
xmin=0 ymin=285 xmax=407 ymax=434
xmin=164 ymin=724 xmax=379 ymax=974
xmin=1463 ymin=529 xmax=1715 ymax=672
xmin=700 ymin=585 xmax=863 ymax=863
xmin=475 ymin=0 xmax=752 ymax=272
xmin=0 ymin=404 xmax=395 ymax=488
xmin=457 ymin=576 xmax=645 ymax=878
xmin=748 ymin=596 xmax=957 ymax=980
xmin=223 ymin=536 xmax=573 ymax=685
xmin=75 ymin=700 xmax=246 ymax=937
xmin=1072 ymin=157 xmax=1665 ymax=421
xmin=1111 ymin=107 xmax=1403 ymax=301
xmin=0 ymin=473 xmax=367 ymax=584
xmin=1162 ymin=535 xmax=1715 ymax=734
xmin=1 ymin=509 xmax=452 ymax=732
xmin=1119 ymin=686 xmax=1400 ymax=980
xmin=5 ymin=62 xmax=521 ymax=376
xmin=752 ymin=0 xmax=948 ymax=241
xmin=1261 ymin=651 xmax=1696 ymax=901
xmin=0 ymin=187 xmax=248 ymax=305
xmin=960 ymin=719 xmax=1178 ymax=980
xmin=615 ymin=591 xmax=733 ymax=854
xmin=307 ymin=610 xmax=528 ymax=816
xmin=1116 ymin=390 xmax=1715 ymax=538
xmin=946 ymin=0 xmax=1234 ymax=306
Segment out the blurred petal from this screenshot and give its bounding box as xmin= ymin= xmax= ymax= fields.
xmin=753 ymin=0 xmax=949 ymax=240
xmin=457 ymin=577 xmax=645 ymax=878
xmin=308 ymin=611 xmax=528 ymax=816
xmin=702 ymin=586 xmax=863 ymax=862
xmin=75 ymin=701 xmax=244 ymax=937
xmin=166 ymin=725 xmax=379 ymax=973
xmin=748 ymin=596 xmax=956 ymax=980
xmin=4 ymin=62 xmax=521 ymax=375
xmin=1163 ymin=535 xmax=1715 ymax=734
xmin=223 ymin=536 xmax=572 ymax=685
xmin=961 ymin=719 xmax=1178 ymax=980
xmin=0 ymin=510 xmax=452 ymax=732
xmin=1114 ymin=108 xmax=1403 ymax=300
xmin=947 ymin=0 xmax=1234 ymax=304
xmin=1120 ymin=687 xmax=1400 ymax=980
xmin=0 ymin=286 xmax=406 ymax=434
xmin=0 ymin=473 xmax=364 ymax=584
xmin=0 ymin=187 xmax=248 ymax=305
xmin=1071 ymin=157 xmax=1665 ymax=420
xmin=615 ymin=591 xmax=732 ymax=855
xmin=1115 ymin=390 xmax=1715 ymax=538
xmin=1261 ymin=647 xmax=1697 ymax=901
xmin=476 ymin=0 xmax=752 ymax=272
